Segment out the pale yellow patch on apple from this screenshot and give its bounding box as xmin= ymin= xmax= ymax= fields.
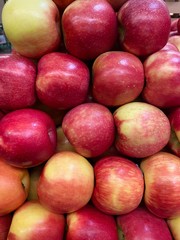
xmin=167 ymin=216 xmax=180 ymax=240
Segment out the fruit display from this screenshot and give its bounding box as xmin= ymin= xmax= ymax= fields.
xmin=0 ymin=0 xmax=180 ymax=239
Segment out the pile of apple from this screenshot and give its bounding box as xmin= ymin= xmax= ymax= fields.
xmin=0 ymin=0 xmax=180 ymax=239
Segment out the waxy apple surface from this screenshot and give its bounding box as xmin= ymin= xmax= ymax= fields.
xmin=92 ymin=51 xmax=144 ymax=107
xmin=92 ymin=156 xmax=144 ymax=215
xmin=114 ymin=102 xmax=171 ymax=158
xmin=117 ymin=0 xmax=171 ymax=57
xmin=0 ymin=109 xmax=57 ymax=168
xmin=117 ymin=205 xmax=172 ymax=240
xmin=7 ymin=201 xmax=65 ymax=240
xmin=36 ymin=52 xmax=90 ymax=110
xmin=37 ymin=151 xmax=94 ymax=214
xmin=2 ymin=0 xmax=61 ymax=58
xmin=62 ymin=103 xmax=115 ymax=158
xmin=0 ymin=53 xmax=36 ymax=111
xmin=140 ymin=151 xmax=180 ymax=219
xmin=62 ymin=0 xmax=118 ymax=60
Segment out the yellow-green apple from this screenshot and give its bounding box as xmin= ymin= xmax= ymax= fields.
xmin=140 ymin=151 xmax=180 ymax=219
xmin=117 ymin=205 xmax=173 ymax=240
xmin=92 ymin=51 xmax=144 ymax=107
xmin=0 ymin=108 xmax=57 ymax=168
xmin=92 ymin=155 xmax=144 ymax=215
xmin=62 ymin=103 xmax=115 ymax=158
xmin=142 ymin=50 xmax=180 ymax=108
xmin=0 ymin=158 xmax=30 ymax=216
xmin=105 ymin=0 xmax=128 ymax=11
xmin=2 ymin=0 xmax=61 ymax=59
xmin=7 ymin=200 xmax=65 ymax=240
xmin=167 ymin=216 xmax=180 ymax=240
xmin=168 ymin=35 xmax=180 ymax=51
xmin=27 ymin=164 xmax=45 ymax=201
xmin=37 ymin=151 xmax=94 ymax=214
xmin=0 ymin=214 xmax=12 ymax=240
xmin=0 ymin=53 xmax=36 ymax=111
xmin=113 ymin=102 xmax=171 ymax=158
xmin=66 ymin=203 xmax=118 ymax=240
xmin=36 ymin=52 xmax=90 ymax=110
xmin=56 ymin=126 xmax=75 ymax=153
xmin=62 ymin=0 xmax=118 ymax=60
xmin=117 ymin=0 xmax=171 ymax=57
xmin=167 ymin=107 xmax=180 ymax=157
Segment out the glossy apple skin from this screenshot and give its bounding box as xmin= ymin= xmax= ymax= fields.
xmin=66 ymin=204 xmax=118 ymax=240
xmin=0 ymin=214 xmax=12 ymax=240
xmin=168 ymin=107 xmax=180 ymax=157
xmin=140 ymin=151 xmax=180 ymax=219
xmin=7 ymin=200 xmax=65 ymax=240
xmin=0 ymin=53 xmax=36 ymax=111
xmin=36 ymin=52 xmax=90 ymax=110
xmin=62 ymin=0 xmax=118 ymax=60
xmin=92 ymin=51 xmax=144 ymax=107
xmin=0 ymin=158 xmax=30 ymax=216
xmin=142 ymin=50 xmax=180 ymax=108
xmin=0 ymin=108 xmax=57 ymax=168
xmin=62 ymin=103 xmax=115 ymax=158
xmin=2 ymin=0 xmax=61 ymax=58
xmin=168 ymin=35 xmax=180 ymax=51
xmin=167 ymin=216 xmax=180 ymax=240
xmin=113 ymin=102 xmax=170 ymax=158
xmin=92 ymin=156 xmax=144 ymax=215
xmin=117 ymin=0 xmax=171 ymax=57
xmin=37 ymin=151 xmax=94 ymax=214
xmin=117 ymin=205 xmax=172 ymax=240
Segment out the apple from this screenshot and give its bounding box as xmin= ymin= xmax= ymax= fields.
xmin=7 ymin=200 xmax=65 ymax=240
xmin=0 ymin=158 xmax=30 ymax=216
xmin=92 ymin=51 xmax=144 ymax=107
xmin=113 ymin=102 xmax=170 ymax=158
xmin=161 ymin=42 xmax=179 ymax=52
xmin=36 ymin=52 xmax=90 ymax=110
xmin=168 ymin=107 xmax=180 ymax=157
xmin=37 ymin=151 xmax=94 ymax=214
xmin=117 ymin=0 xmax=171 ymax=57
xmin=171 ymin=19 xmax=179 ymax=32
xmin=2 ymin=0 xmax=61 ymax=59
xmin=0 ymin=111 xmax=4 ymax=120
xmin=140 ymin=151 xmax=180 ymax=219
xmin=0 ymin=214 xmax=12 ymax=240
xmin=62 ymin=0 xmax=118 ymax=60
xmin=56 ymin=126 xmax=75 ymax=153
xmin=0 ymin=53 xmax=36 ymax=111
xmin=62 ymin=103 xmax=115 ymax=158
xmin=142 ymin=50 xmax=180 ymax=108
xmin=66 ymin=203 xmax=118 ymax=240
xmin=117 ymin=205 xmax=173 ymax=240
xmin=92 ymin=155 xmax=144 ymax=215
xmin=168 ymin=35 xmax=180 ymax=51
xmin=167 ymin=216 xmax=180 ymax=240
xmin=0 ymin=108 xmax=57 ymax=168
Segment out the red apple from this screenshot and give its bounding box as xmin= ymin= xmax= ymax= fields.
xmin=177 ymin=18 xmax=180 ymax=34
xmin=7 ymin=200 xmax=65 ymax=240
xmin=92 ymin=155 xmax=144 ymax=215
xmin=0 ymin=108 xmax=57 ymax=168
xmin=0 ymin=158 xmax=30 ymax=216
xmin=36 ymin=52 xmax=90 ymax=110
xmin=161 ymin=42 xmax=179 ymax=52
xmin=2 ymin=0 xmax=61 ymax=58
xmin=168 ymin=35 xmax=180 ymax=51
xmin=0 ymin=111 xmax=4 ymax=120
xmin=117 ymin=205 xmax=173 ymax=240
xmin=37 ymin=151 xmax=94 ymax=214
xmin=171 ymin=18 xmax=179 ymax=32
xmin=167 ymin=216 xmax=180 ymax=240
xmin=66 ymin=203 xmax=118 ymax=240
xmin=92 ymin=51 xmax=144 ymax=107
xmin=113 ymin=102 xmax=170 ymax=158
xmin=142 ymin=50 xmax=180 ymax=108
xmin=117 ymin=0 xmax=171 ymax=57
xmin=0 ymin=53 xmax=36 ymax=111
xmin=0 ymin=214 xmax=12 ymax=240
xmin=140 ymin=151 xmax=180 ymax=219
xmin=62 ymin=103 xmax=115 ymax=158
xmin=62 ymin=0 xmax=118 ymax=60
xmin=167 ymin=107 xmax=180 ymax=157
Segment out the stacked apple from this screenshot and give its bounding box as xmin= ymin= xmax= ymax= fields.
xmin=0 ymin=0 xmax=180 ymax=239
